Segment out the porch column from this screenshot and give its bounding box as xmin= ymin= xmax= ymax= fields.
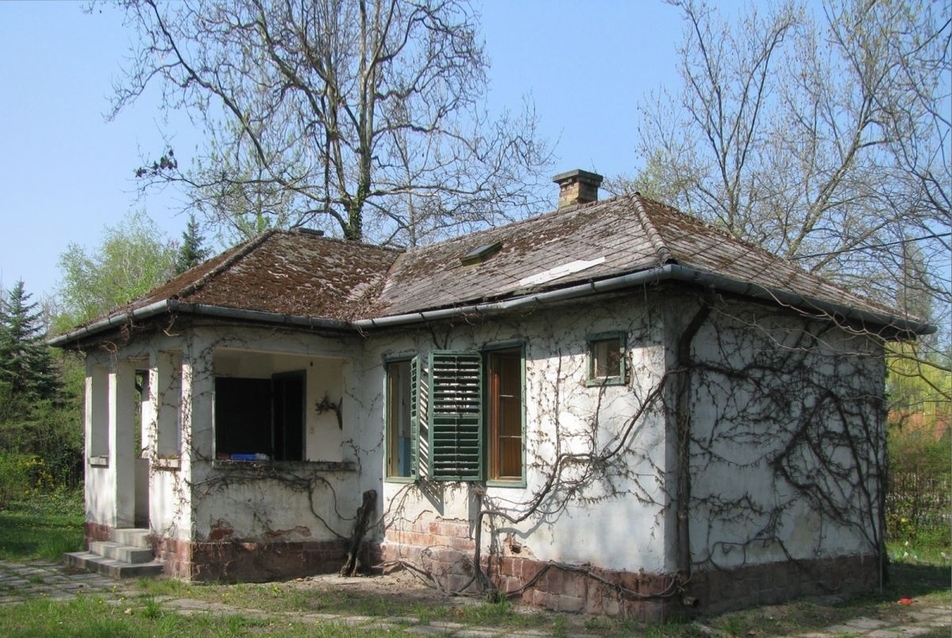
xmin=86 ymin=364 xmax=109 ymax=459
xmin=152 ymin=351 xmax=182 ymax=457
xmin=109 ymin=360 xmax=137 ymax=528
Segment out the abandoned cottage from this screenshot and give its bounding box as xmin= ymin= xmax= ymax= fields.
xmin=53 ymin=170 xmax=932 ymax=619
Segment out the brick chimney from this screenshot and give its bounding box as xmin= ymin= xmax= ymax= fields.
xmin=553 ymin=169 xmax=603 ymax=209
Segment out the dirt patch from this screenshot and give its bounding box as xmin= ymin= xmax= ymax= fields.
xmin=286 ymin=568 xmax=486 ymax=609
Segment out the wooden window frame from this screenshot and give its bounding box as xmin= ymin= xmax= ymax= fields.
xmin=486 ymin=346 xmax=525 ymax=485
xmin=385 ymin=358 xmax=417 ymax=481
xmin=586 ymin=332 xmax=627 ymax=386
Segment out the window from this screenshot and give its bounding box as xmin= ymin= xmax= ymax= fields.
xmin=386 ymin=360 xmax=415 ymax=479
xmin=390 ymin=348 xmax=524 ymax=483
xmin=487 ymin=348 xmax=523 ymax=481
xmin=214 ymin=371 xmax=305 ymax=461
xmin=588 ymin=333 xmax=626 ymax=385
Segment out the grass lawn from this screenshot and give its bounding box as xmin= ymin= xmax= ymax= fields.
xmin=0 ymin=491 xmax=84 ymax=561
xmin=0 ymin=492 xmax=947 ymax=637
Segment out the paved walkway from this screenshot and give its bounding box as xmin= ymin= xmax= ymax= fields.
xmin=0 ymin=559 xmax=948 ymax=637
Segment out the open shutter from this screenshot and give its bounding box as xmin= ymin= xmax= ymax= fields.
xmin=428 ymin=351 xmax=483 ymax=481
xmin=408 ymin=356 xmax=421 ymax=479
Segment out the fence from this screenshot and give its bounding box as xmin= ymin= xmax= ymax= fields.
xmin=886 ymin=469 xmax=951 ymax=543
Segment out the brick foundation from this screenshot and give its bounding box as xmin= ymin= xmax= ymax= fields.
xmin=384 ymin=527 xmax=881 ymax=622
xmin=689 ymin=554 xmax=881 ymax=614
xmin=83 ymin=521 xmax=113 ymax=547
xmin=153 ymin=536 xmax=356 ymax=582
xmin=382 ymin=519 xmax=478 ymax=593
xmin=489 ymin=555 xmax=677 ymax=622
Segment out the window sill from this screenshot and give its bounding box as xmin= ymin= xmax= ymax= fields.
xmin=88 ymin=455 xmax=109 ymax=468
xmin=585 ymin=376 xmax=626 ymax=387
xmin=154 ymin=456 xmax=181 ymax=471
xmin=487 ymin=478 xmax=526 ymax=489
xmin=211 ymin=459 xmax=357 ymax=472
xmin=384 ymin=476 xmax=417 ymax=484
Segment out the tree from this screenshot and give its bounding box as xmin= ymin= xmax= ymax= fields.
xmin=624 ymin=0 xmax=950 ymax=333
xmin=113 ymin=0 xmax=553 ymax=245
xmin=176 ymin=213 xmax=210 ymax=274
xmin=53 ymin=210 xmax=178 ymax=332
xmin=0 ymin=280 xmax=59 ymax=401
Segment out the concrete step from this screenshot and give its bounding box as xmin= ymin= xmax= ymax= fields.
xmin=63 ymin=551 xmax=164 ymax=579
xmin=111 ymin=528 xmax=151 ymax=548
xmin=88 ymin=541 xmax=155 ymax=565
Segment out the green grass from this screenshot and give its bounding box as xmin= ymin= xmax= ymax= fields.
xmin=0 ymin=491 xmax=84 ymax=561
xmin=0 ymin=595 xmax=403 ymax=637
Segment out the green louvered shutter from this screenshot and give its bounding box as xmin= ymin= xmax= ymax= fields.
xmin=409 ymin=356 xmax=421 ymax=479
xmin=427 ymin=351 xmax=482 ymax=481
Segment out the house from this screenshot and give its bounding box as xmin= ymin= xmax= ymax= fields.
xmin=53 ymin=170 xmax=932 ymax=619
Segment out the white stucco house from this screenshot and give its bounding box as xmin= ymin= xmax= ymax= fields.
xmin=54 ymin=170 xmax=932 ymax=619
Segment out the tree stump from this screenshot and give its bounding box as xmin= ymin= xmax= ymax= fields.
xmin=340 ymin=489 xmax=376 ymax=577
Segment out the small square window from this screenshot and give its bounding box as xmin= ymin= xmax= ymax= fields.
xmin=588 ymin=334 xmax=625 ymax=385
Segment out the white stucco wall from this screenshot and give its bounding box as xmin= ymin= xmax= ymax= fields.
xmin=673 ymin=295 xmax=886 ymax=570
xmin=184 ymin=326 xmax=363 ymax=543
xmin=365 ymin=298 xmax=675 ymax=575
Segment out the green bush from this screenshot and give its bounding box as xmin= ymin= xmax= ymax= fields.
xmin=0 ymin=453 xmax=33 ymax=508
xmin=887 ymin=428 xmax=951 ymax=550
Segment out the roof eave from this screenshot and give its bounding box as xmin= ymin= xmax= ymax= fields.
xmin=49 ymin=299 xmax=357 ymax=348
xmin=355 ymin=264 xmax=935 ymax=339
xmin=50 ymin=264 xmax=932 ymax=348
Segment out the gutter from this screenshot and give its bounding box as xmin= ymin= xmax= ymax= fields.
xmin=353 ymin=264 xmax=935 ymax=337
xmin=48 ymin=299 xmax=353 ymax=347
xmin=49 ymin=263 xmax=934 ymax=347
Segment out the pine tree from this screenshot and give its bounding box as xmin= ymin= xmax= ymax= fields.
xmin=176 ymin=213 xmax=210 ymax=275
xmin=0 ymin=280 xmax=59 ymax=400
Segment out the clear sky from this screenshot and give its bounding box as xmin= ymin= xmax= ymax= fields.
xmin=0 ymin=1 xmax=720 ymax=303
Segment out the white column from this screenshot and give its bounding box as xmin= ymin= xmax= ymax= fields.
xmin=152 ymin=351 xmax=182 ymax=457
xmin=110 ymin=360 xmax=137 ymax=528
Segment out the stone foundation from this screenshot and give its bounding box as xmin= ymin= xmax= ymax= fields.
xmin=689 ymin=554 xmax=882 ymax=614
xmin=384 ymin=530 xmax=881 ymax=622
xmin=83 ymin=521 xmax=113 ymax=547
xmin=381 ymin=519 xmax=477 ymax=592
xmin=153 ymin=536 xmax=357 ymax=582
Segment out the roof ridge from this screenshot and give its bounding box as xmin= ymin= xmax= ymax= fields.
xmin=175 ymin=229 xmax=278 ymax=299
xmin=632 ymin=194 xmax=675 ymax=266
xmin=287 ymin=228 xmax=406 ymax=254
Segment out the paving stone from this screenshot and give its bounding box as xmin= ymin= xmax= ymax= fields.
xmin=405 ymin=626 xmax=457 ymax=636
xmin=328 ymin=615 xmax=375 ymax=626
xmin=301 ymin=613 xmax=342 ymax=622
xmin=823 ymin=625 xmax=861 ymax=635
xmin=362 ymin=620 xmax=403 ymax=631
xmin=845 ymin=617 xmax=888 ymax=630
xmin=867 ymin=630 xmax=905 ymax=638
xmin=455 ymin=629 xmax=503 ymax=637
xmin=4 ymin=579 xmax=29 ymax=587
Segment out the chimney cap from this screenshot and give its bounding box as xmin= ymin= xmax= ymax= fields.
xmin=552 ymin=169 xmax=604 ymax=187
xmin=553 ymin=169 xmax=604 ymax=209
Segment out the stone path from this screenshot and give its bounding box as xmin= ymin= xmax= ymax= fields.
xmin=0 ymin=559 xmax=948 ymax=637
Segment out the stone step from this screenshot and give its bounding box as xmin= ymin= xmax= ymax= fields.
xmin=63 ymin=551 xmax=164 ymax=579
xmin=111 ymin=528 xmax=151 ymax=548
xmin=88 ymin=541 xmax=155 ymax=565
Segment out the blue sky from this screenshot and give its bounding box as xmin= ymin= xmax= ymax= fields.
xmin=0 ymin=1 xmax=719 ymax=302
